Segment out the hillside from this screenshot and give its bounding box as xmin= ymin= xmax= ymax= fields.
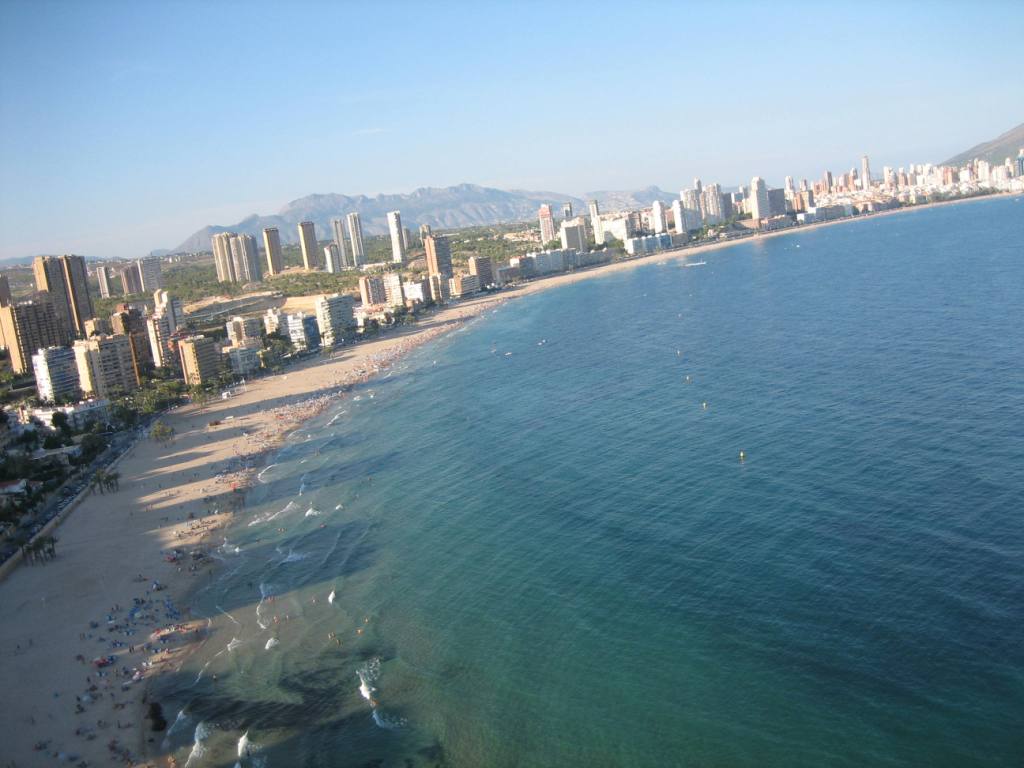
xmin=943 ymin=121 xmax=1024 ymax=167
xmin=171 ymin=183 xmax=679 ymax=253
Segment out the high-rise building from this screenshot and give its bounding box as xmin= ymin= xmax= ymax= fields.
xmin=285 ymin=313 xmax=320 ymax=352
xmin=324 ymin=243 xmax=341 ymax=273
xmin=560 ymin=221 xmax=587 ymax=252
xmin=263 ymin=307 xmax=283 ymax=336
xmin=153 ymin=290 xmax=183 ymax=332
xmin=225 ymin=316 xmax=263 ymax=348
xmin=419 ymin=223 xmax=432 ymax=241
xmin=346 ymin=213 xmax=365 ymax=266
xmin=146 ymin=314 xmax=179 ymax=371
xmin=749 ymin=177 xmax=770 ymax=222
xmin=424 ymin=234 xmax=453 ymax=278
xmin=229 ymin=234 xmax=261 ymax=283
xmin=120 ymin=264 xmax=143 ymax=296
xmin=822 ymin=170 xmax=834 ymax=191
xmin=702 ymin=183 xmax=724 ymax=224
xmin=33 ymin=254 xmax=94 ymax=337
xmin=681 ymin=189 xmax=703 ymax=230
xmin=212 ymin=232 xmax=236 ymax=282
xmin=562 ymin=202 xmax=573 ymax=220
xmin=538 ymin=204 xmax=557 ymax=244
xmin=693 ymin=178 xmax=703 ymax=194
xmin=137 ymin=257 xmax=163 ymax=291
xmin=1016 ymin=149 xmax=1024 ymax=178
xmin=314 ymin=294 xmax=355 ymax=347
xmin=468 ymin=256 xmax=494 ymax=288
xmin=298 ymin=221 xmax=322 ymax=270
xmin=861 ymin=155 xmax=872 ymax=191
xmin=588 ymin=200 xmax=602 ymax=244
xmin=32 ymin=346 xmax=80 ymax=403
xmin=73 ymin=335 xmax=139 ymax=398
xmin=96 ymin=266 xmax=114 ymax=299
xmin=358 ymin=275 xmax=387 ymax=306
xmin=382 ymin=273 xmax=405 ymax=308
xmin=671 ymin=200 xmax=686 ymax=235
xmin=650 ymin=201 xmax=667 ymax=233
xmin=83 ymin=317 xmax=110 ymax=337
xmin=402 ymin=226 xmax=412 ymax=252
xmin=767 ymin=188 xmax=788 ymax=217
xmin=262 ymin=227 xmax=284 ymax=276
xmin=110 ymin=306 xmax=152 ymax=379
xmin=428 ymin=273 xmax=450 ymax=304
xmin=386 ymin=211 xmax=406 ymax=263
xmin=402 ymin=278 xmax=431 ymax=305
xmin=330 ymin=218 xmax=351 ymax=268
xmin=0 ymin=301 xmax=70 ymax=373
xmin=449 ymin=273 xmax=480 ymax=299
xmin=0 ymin=274 xmax=9 ymax=307
xmin=178 ymin=335 xmax=222 ymax=386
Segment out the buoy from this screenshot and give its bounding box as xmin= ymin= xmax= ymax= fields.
xmin=739 ymin=451 xmax=746 ymax=461
xmin=702 ymin=402 xmax=708 ymax=410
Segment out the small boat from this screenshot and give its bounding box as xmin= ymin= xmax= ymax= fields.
xmin=685 ymin=261 xmax=707 ymax=267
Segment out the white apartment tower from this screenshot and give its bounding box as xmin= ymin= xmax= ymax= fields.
xmin=382 ymin=272 xmax=405 ymax=308
xmin=346 ymin=212 xmax=365 ymax=266
xmin=314 ymin=294 xmax=355 ymax=347
xmin=32 ymin=346 xmax=80 ymax=403
xmin=650 ymin=200 xmax=667 ymax=234
xmin=671 ymin=200 xmax=686 ymax=235
xmin=588 ymin=200 xmax=602 ymax=243
xmin=229 ymin=234 xmax=261 ymax=283
xmin=330 ymin=218 xmax=351 ymax=268
xmin=386 ymin=211 xmax=406 ymax=263
xmin=749 ymin=177 xmax=770 ymax=222
xmin=861 ymin=155 xmax=872 ymax=191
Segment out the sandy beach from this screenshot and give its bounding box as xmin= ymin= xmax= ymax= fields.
xmin=0 ymin=191 xmax=1015 ymax=766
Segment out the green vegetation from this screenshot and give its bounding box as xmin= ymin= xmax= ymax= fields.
xmin=266 ymin=271 xmax=361 ymax=297
xmin=150 ymin=420 xmax=176 ymax=445
xmin=445 ymin=222 xmax=538 ymax=267
xmin=164 ymin=262 xmax=243 ymax=303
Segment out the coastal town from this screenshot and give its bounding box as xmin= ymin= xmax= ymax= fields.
xmin=0 ymin=149 xmax=1022 ymax=766
xmin=2 ymin=150 xmax=1023 ymax=566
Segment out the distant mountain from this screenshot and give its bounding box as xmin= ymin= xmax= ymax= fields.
xmin=170 ymin=183 xmax=678 ymax=253
xmin=943 ymin=121 xmax=1024 ymax=167
xmin=583 ymin=185 xmax=677 ymax=212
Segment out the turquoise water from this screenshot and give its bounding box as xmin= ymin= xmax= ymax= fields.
xmin=160 ymin=196 xmax=1024 ymax=767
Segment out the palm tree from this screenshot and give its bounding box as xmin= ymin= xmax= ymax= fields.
xmin=105 ymin=471 xmax=121 ymax=492
xmin=92 ymin=470 xmax=107 ymax=495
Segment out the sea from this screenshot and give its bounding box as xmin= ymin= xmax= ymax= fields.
xmin=156 ymin=195 xmax=1024 ymax=768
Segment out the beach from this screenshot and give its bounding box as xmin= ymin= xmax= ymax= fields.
xmin=0 ymin=191 xmax=1015 ymax=767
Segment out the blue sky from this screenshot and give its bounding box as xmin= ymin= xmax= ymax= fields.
xmin=1 ymin=0 xmax=1021 ymax=259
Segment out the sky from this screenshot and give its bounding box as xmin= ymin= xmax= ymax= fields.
xmin=1 ymin=0 xmax=1022 ymax=260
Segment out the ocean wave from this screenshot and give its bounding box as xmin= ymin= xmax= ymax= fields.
xmin=372 ymin=709 xmax=408 ymax=730
xmin=161 ymin=707 xmax=191 ymax=751
xmin=183 ymin=721 xmax=210 ymax=768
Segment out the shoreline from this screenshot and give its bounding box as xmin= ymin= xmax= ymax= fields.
xmin=0 ymin=189 xmax=1016 ymax=766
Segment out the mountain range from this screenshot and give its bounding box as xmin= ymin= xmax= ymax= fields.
xmin=171 ymin=184 xmax=675 ymax=253
xmin=942 ymin=121 xmax=1024 ymax=167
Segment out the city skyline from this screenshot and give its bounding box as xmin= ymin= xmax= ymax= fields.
xmin=1 ymin=1 xmax=1022 ymax=261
